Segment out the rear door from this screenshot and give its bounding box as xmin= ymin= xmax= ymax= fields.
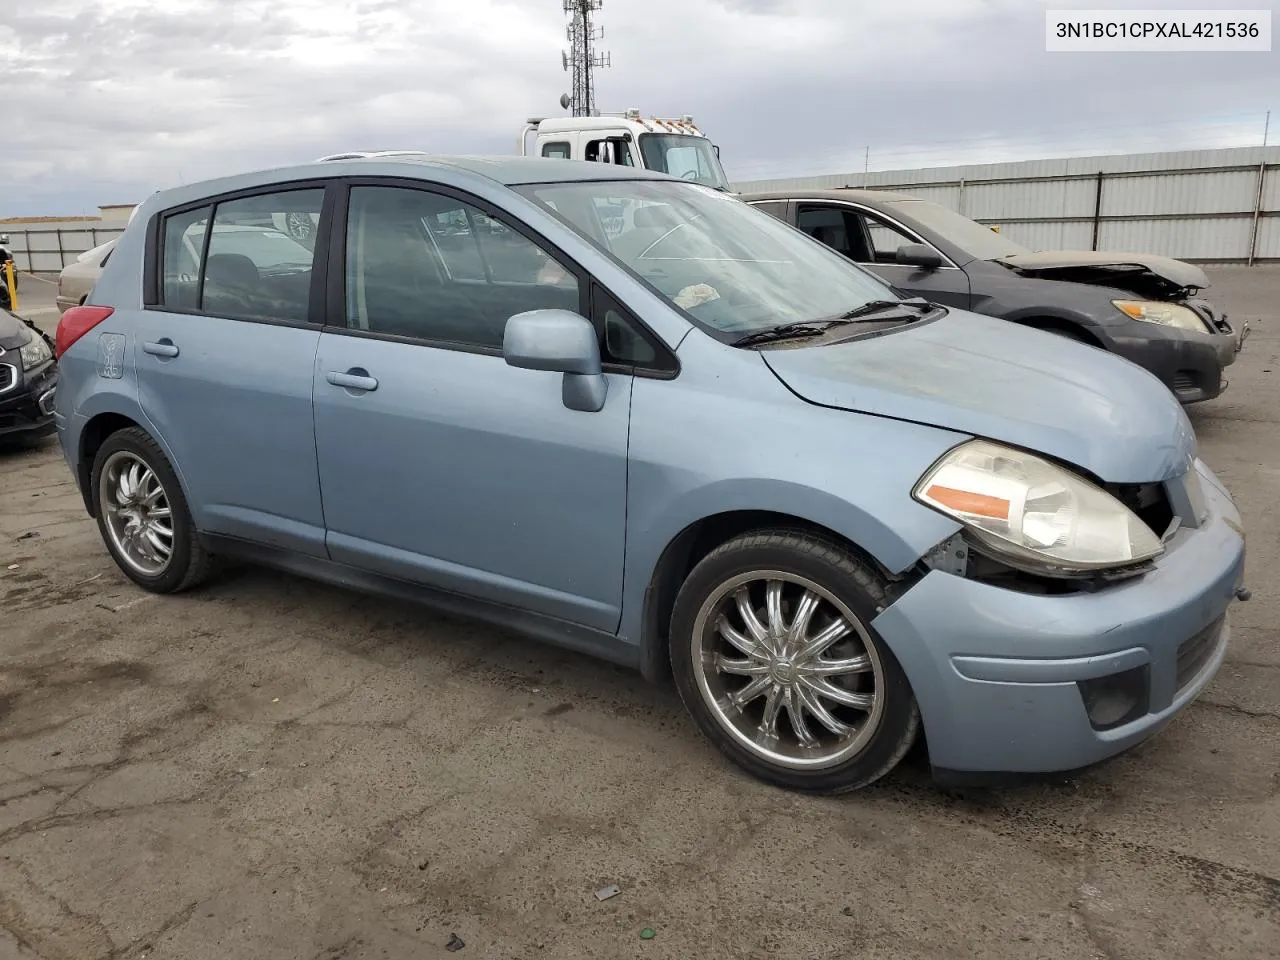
xmin=135 ymin=184 xmax=333 ymax=556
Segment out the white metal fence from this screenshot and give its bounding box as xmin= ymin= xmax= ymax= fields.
xmin=732 ymin=145 xmax=1280 ymax=264
xmin=2 ymin=223 xmax=126 ymax=274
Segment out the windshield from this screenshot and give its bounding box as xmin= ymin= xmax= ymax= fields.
xmin=515 ymin=180 xmax=899 ymax=338
xmin=885 ymin=199 xmax=1032 ymax=260
xmin=637 ymin=134 xmax=730 ymax=191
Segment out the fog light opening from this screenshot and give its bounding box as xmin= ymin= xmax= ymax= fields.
xmin=1077 ymin=665 xmax=1149 ymax=731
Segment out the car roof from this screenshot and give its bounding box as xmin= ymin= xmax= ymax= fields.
xmin=136 ymin=155 xmax=683 ymax=229
xmin=307 ymin=154 xmax=678 ymax=186
xmin=739 ymin=187 xmax=923 ymax=204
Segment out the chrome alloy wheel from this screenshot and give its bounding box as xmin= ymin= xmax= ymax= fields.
xmin=99 ymin=451 xmax=175 ymax=576
xmin=690 ymin=571 xmax=886 ymax=770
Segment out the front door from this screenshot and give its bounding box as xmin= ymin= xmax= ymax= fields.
xmin=795 ymin=203 xmax=972 ymax=309
xmin=312 ymin=183 xmax=632 ymax=632
xmin=135 ymin=185 xmax=330 ymax=556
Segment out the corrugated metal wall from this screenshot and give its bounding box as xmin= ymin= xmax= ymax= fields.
xmin=1 ymin=221 xmax=125 ymax=273
xmin=733 ymin=146 xmax=1280 ymax=263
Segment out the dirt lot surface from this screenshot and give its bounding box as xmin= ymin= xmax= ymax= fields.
xmin=2 ymin=272 xmax=1278 ymax=959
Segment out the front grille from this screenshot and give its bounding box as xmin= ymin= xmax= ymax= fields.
xmin=1172 ymin=371 xmax=1196 ymax=392
xmin=1176 ymin=615 xmax=1225 ymax=692
xmin=0 ymin=363 xmax=15 ymax=393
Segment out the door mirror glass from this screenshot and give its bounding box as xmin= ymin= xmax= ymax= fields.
xmin=503 ymin=309 xmax=607 ymax=412
xmin=895 ymin=243 xmax=943 ymax=270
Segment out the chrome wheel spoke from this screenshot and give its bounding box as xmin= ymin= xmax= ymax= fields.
xmin=803 ymin=676 xmax=874 ymax=711
xmin=796 ymin=616 xmax=852 ymax=662
xmin=734 ymin=588 xmax=769 ymax=645
xmin=803 ymin=654 xmax=872 ymax=677
xmin=764 ymin=580 xmax=786 ymax=638
xmin=144 ymin=528 xmax=172 ymax=558
xmin=785 ymin=688 xmax=818 ymax=747
xmin=797 ymin=684 xmax=851 ymax=737
xmin=787 ymin=589 xmax=820 ymax=645
xmin=715 ymin=655 xmax=770 ymax=678
xmin=728 ymin=675 xmax=771 ymax=710
xmin=149 ymin=506 xmax=171 ymax=520
xmin=717 ymin=615 xmax=765 ymax=660
xmin=141 ymin=480 xmax=164 ymax=506
xmin=758 ymin=686 xmax=783 ymax=741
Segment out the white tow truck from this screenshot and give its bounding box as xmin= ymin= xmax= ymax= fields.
xmin=517 ymin=109 xmax=730 ymax=191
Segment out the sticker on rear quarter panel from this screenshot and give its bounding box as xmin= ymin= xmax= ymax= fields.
xmin=97 ymin=334 xmax=125 ymax=379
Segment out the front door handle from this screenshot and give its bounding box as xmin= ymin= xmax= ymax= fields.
xmin=326 ymin=369 xmax=378 ymax=392
xmin=143 ymin=339 xmax=179 ymax=359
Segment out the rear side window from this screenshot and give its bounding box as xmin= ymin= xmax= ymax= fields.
xmin=541 ymin=141 xmax=571 ymax=159
xmin=158 ymin=188 xmax=324 ymax=323
xmin=162 ymin=206 xmax=210 ymax=309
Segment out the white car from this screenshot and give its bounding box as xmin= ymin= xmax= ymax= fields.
xmin=57 ymin=239 xmax=118 ymax=315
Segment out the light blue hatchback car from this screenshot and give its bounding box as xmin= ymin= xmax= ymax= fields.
xmin=53 ymin=155 xmax=1248 ymax=793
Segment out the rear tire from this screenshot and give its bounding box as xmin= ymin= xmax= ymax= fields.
xmin=90 ymin=427 xmax=216 ymax=593
xmin=669 ymin=530 xmax=920 ymax=794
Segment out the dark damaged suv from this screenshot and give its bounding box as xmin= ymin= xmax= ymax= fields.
xmin=742 ymin=188 xmax=1248 ymax=404
xmin=0 ymin=308 xmax=57 ymax=447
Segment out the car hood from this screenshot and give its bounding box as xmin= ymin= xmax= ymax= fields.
xmin=761 ymin=310 xmax=1196 ymax=484
xmin=0 ymin=308 xmax=38 ymax=350
xmin=997 ymin=250 xmax=1209 ymax=298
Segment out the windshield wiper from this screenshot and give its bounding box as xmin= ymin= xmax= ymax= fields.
xmin=833 ymin=296 xmax=933 ymax=321
xmin=732 ymin=298 xmax=937 ymax=348
xmin=730 ymin=323 xmax=833 ymax=347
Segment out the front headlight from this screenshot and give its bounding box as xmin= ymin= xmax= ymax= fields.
xmin=913 ymin=439 xmax=1164 ymax=574
xmin=1113 ymin=299 xmax=1210 ymax=333
xmin=19 ymin=332 xmax=53 ymax=370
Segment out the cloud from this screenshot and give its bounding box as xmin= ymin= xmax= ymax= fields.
xmin=0 ymin=0 xmax=1273 ymax=215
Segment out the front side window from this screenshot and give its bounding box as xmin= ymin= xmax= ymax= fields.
xmin=636 ymin=134 xmax=729 ymax=190
xmin=516 ymin=180 xmax=895 ymax=339
xmin=345 ymin=186 xmax=580 ymax=349
xmin=797 ymin=206 xmax=872 ymax=262
xmin=586 ymin=138 xmax=636 ymax=167
xmin=854 ymin=211 xmax=935 ymax=264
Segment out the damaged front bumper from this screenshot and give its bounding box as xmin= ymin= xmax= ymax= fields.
xmin=871 ymin=460 xmax=1246 ymax=782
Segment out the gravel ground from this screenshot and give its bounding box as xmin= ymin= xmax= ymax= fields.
xmin=2 ymin=270 xmax=1278 ymax=960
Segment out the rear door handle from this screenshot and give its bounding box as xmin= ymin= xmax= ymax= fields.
xmin=326 ymin=369 xmax=378 ymax=392
xmin=143 ymin=339 xmax=179 ymax=358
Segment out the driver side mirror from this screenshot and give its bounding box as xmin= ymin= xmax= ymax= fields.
xmin=895 ymin=243 xmax=943 ymax=270
xmin=503 ymin=309 xmax=608 ymax=413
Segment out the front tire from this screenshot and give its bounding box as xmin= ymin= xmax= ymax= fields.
xmin=90 ymin=427 xmax=216 ymax=593
xmin=670 ymin=530 xmax=920 ymax=794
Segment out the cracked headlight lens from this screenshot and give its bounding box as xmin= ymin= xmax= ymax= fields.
xmin=19 ymin=331 xmax=53 ymax=370
xmin=913 ymin=439 xmax=1164 ymax=574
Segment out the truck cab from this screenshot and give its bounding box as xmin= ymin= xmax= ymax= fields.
xmin=518 ymin=110 xmax=730 ymax=191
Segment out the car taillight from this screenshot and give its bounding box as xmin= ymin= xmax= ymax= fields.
xmin=55 ymin=305 xmax=114 ymax=359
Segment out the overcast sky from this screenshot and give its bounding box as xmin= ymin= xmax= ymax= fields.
xmin=1 ymin=0 xmax=1275 ymax=216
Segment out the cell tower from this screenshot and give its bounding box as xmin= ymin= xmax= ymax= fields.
xmin=560 ymin=0 xmax=610 ymax=117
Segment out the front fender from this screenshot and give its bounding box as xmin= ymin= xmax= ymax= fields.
xmin=617 ymin=345 xmax=966 ymax=651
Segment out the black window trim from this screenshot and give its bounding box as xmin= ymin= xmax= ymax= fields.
xmin=323 ymin=175 xmax=680 ymax=380
xmin=143 ymin=178 xmax=338 ymax=329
